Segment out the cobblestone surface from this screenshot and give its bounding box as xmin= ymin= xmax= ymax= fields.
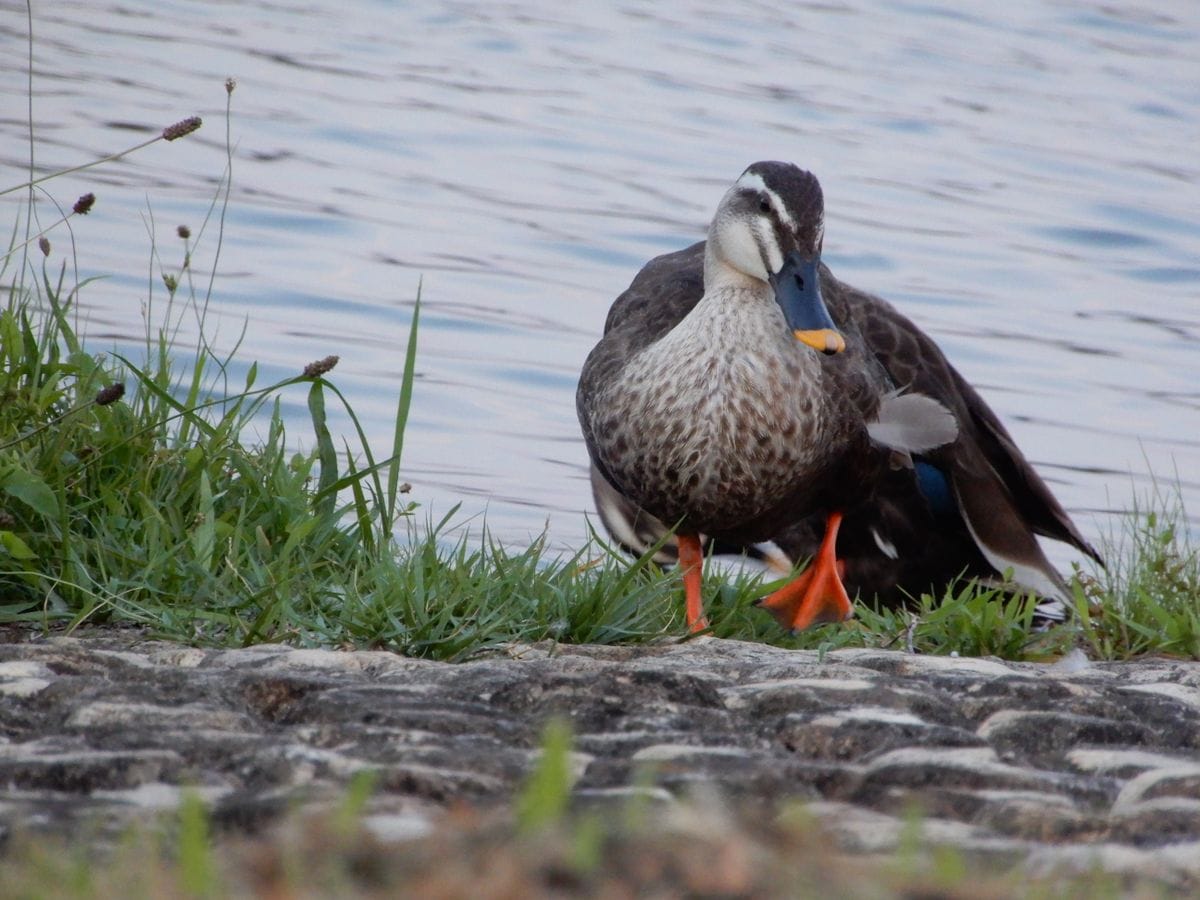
xmin=1 ymin=631 xmax=1198 ymax=888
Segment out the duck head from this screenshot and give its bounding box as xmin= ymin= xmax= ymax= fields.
xmin=705 ymin=161 xmax=845 ymax=355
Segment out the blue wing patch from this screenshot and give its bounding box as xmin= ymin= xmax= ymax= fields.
xmin=914 ymin=459 xmax=954 ymax=519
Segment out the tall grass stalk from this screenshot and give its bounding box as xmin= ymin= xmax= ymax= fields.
xmin=0 ymin=82 xmax=435 ymax=647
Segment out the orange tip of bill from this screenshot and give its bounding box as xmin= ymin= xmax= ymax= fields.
xmin=794 ymin=328 xmax=846 ymax=355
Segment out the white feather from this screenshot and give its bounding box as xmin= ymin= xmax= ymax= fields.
xmin=867 ymin=392 xmax=958 ymax=453
xmin=871 ymin=528 xmax=899 ymax=560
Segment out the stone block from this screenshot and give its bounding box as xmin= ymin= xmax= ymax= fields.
xmin=1114 ymin=764 xmax=1200 ymax=807
xmin=0 ymin=748 xmax=183 ymax=791
xmin=778 ymin=706 xmax=983 ymax=762
xmin=977 ymin=709 xmax=1153 ymax=761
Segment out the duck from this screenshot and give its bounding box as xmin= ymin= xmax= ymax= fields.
xmin=577 ymin=161 xmax=1102 ymax=633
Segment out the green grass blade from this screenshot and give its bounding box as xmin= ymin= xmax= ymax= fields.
xmin=515 ymin=718 xmax=574 ymax=834
xmin=307 ymin=378 xmax=338 ymax=519
xmin=177 ymin=791 xmax=218 ymax=897
xmin=389 ymin=287 xmax=421 ymax=524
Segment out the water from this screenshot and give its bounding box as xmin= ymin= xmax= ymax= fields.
xmin=3 ymin=0 xmax=1198 ymax=568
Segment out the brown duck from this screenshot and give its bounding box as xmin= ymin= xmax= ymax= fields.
xmin=577 ymin=161 xmax=1102 ymax=633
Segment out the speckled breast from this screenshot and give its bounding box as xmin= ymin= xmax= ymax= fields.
xmin=587 ymin=297 xmax=843 ymax=537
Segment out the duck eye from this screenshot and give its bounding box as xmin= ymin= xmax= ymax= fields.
xmin=758 ymin=197 xmax=771 ymax=214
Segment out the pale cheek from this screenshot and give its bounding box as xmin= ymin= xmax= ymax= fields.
xmin=718 ymin=225 xmax=768 ymax=282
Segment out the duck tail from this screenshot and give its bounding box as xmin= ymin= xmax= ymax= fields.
xmin=952 ymin=463 xmax=1073 ymax=604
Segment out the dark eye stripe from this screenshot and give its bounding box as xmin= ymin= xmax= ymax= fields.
xmin=736 ymin=189 xmax=792 ymax=271
xmin=768 ymin=207 xmax=790 ymax=258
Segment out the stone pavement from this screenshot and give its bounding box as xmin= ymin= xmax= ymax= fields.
xmin=1 ymin=631 xmax=1198 ymax=889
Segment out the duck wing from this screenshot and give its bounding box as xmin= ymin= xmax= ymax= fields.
xmin=600 ymin=242 xmax=706 ymax=338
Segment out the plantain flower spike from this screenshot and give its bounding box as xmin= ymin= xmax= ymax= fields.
xmin=162 ymin=116 xmax=202 ymax=141
xmin=302 ymin=355 xmax=340 ymax=378
xmin=95 ymin=383 xmax=125 ymax=406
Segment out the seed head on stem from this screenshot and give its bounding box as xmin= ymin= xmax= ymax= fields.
xmin=95 ymin=383 xmax=125 ymax=406
xmin=302 ymin=355 xmax=340 ymax=378
xmin=162 ymin=116 xmax=202 ymax=142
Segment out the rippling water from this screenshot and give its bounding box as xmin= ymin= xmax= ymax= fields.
xmin=3 ymin=1 xmax=1198 ymax=564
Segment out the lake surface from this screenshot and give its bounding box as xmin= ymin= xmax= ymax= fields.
xmin=3 ymin=0 xmax=1198 ymax=569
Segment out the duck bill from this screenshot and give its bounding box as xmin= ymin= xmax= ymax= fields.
xmin=769 ymin=251 xmax=845 ymax=355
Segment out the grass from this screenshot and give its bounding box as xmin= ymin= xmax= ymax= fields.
xmin=1073 ymin=487 xmax=1200 ymax=660
xmin=0 ymin=721 xmax=1175 ymax=899
xmin=0 ymin=58 xmax=1196 ymax=665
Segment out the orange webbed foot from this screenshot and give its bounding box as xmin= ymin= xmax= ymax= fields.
xmin=755 ymin=512 xmax=854 ymax=632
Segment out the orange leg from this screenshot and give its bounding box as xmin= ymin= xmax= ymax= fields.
xmin=755 ymin=511 xmax=854 ymax=632
xmin=677 ymin=533 xmax=709 ymax=633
